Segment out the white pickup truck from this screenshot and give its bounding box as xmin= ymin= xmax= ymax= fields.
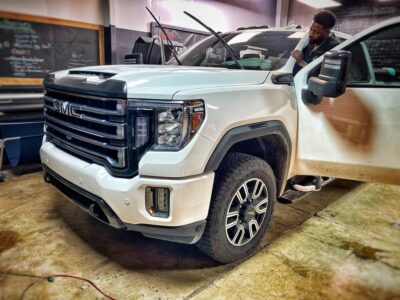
xmin=41 ymin=17 xmax=400 ymax=263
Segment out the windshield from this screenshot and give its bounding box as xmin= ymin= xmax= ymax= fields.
xmin=167 ymin=30 xmax=304 ymax=70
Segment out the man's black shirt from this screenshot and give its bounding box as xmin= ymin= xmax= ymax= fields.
xmin=293 ymin=36 xmax=339 ymax=76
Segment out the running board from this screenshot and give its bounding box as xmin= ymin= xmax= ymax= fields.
xmin=278 ymin=177 xmax=335 ymax=204
xmin=278 ymin=189 xmax=308 ymax=204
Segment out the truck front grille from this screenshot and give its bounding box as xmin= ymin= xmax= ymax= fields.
xmin=44 ymin=89 xmax=128 ymax=170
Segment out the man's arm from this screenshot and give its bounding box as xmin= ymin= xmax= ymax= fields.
xmin=290 ymin=50 xmax=307 ymax=68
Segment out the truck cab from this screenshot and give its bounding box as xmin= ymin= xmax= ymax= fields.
xmin=40 ymin=16 xmax=400 ymax=263
xmin=295 ymin=17 xmax=400 ymax=185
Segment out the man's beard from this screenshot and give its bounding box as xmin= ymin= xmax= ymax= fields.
xmin=309 ymin=38 xmax=325 ymax=46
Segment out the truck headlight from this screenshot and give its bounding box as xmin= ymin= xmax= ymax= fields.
xmin=154 ymin=100 xmax=205 ymax=150
xmin=127 ymin=100 xmax=205 ymax=151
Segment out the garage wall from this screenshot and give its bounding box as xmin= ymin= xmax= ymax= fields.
xmin=0 ymin=0 xmax=106 ymax=25
xmin=108 ymin=0 xmax=277 ymax=64
xmin=111 ymin=0 xmax=276 ymax=33
xmin=285 ymin=0 xmax=400 ymax=35
xmin=285 ymin=0 xmax=316 ymax=28
xmin=331 ymin=0 xmax=400 ymax=35
xmin=0 ymin=0 xmax=278 ymax=65
xmin=0 ymin=0 xmax=277 ymax=32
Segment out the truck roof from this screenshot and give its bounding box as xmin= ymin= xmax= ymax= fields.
xmin=227 ymin=26 xmax=351 ymax=40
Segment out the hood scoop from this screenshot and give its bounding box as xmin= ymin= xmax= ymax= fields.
xmin=68 ymin=70 xmax=116 ymax=79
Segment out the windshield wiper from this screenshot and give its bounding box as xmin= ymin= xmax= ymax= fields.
xmin=146 ymin=7 xmax=182 ymax=65
xmin=183 ymin=11 xmax=244 ymax=70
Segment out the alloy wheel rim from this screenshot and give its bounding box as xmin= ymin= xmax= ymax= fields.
xmin=225 ymin=178 xmax=269 ymax=246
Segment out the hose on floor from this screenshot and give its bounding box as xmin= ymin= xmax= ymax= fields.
xmin=0 ymin=271 xmax=116 ymax=300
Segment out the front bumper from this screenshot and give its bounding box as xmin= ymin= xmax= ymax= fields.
xmin=40 ymin=141 xmax=215 ymax=244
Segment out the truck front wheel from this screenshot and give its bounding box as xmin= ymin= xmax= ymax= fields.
xmin=196 ymin=153 xmax=276 ymax=263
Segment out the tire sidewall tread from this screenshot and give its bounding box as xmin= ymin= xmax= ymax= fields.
xmin=196 ymin=153 xmax=276 ymax=263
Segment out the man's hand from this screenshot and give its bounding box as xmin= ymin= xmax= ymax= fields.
xmin=290 ymin=50 xmax=303 ymax=61
xmin=290 ymin=50 xmax=307 ymax=68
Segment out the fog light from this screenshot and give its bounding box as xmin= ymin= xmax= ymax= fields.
xmin=145 ymin=187 xmax=170 ymax=218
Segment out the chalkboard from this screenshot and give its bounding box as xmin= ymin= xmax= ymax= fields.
xmin=0 ymin=12 xmax=104 ymax=85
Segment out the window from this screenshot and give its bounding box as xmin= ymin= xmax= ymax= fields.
xmin=346 ymin=24 xmax=400 ymax=86
xmin=168 ymin=31 xmax=304 ymax=71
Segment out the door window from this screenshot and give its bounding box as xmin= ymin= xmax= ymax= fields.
xmin=346 ymin=24 xmax=400 ymax=86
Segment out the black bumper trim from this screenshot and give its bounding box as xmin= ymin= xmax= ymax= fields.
xmin=43 ymin=165 xmax=124 ymax=229
xmin=43 ymin=165 xmax=206 ymax=244
xmin=126 ymin=220 xmax=206 ymax=244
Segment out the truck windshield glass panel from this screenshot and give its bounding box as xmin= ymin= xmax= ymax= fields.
xmin=168 ymin=31 xmax=303 ymax=70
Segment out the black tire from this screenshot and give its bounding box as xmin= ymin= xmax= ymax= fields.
xmin=196 ymin=153 xmax=276 ymax=263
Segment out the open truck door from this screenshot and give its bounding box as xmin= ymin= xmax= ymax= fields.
xmin=294 ymin=17 xmax=400 ymax=185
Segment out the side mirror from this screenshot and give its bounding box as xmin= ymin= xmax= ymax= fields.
xmin=124 ymin=53 xmax=143 ymax=64
xmin=303 ymin=50 xmax=351 ymax=105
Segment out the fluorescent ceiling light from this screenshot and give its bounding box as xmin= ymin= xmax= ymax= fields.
xmin=288 ymin=32 xmax=306 ymax=39
xmin=297 ymin=0 xmax=341 ymax=8
xmin=228 ymin=32 xmax=259 ymax=45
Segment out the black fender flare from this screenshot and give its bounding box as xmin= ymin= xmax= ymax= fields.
xmin=204 ymin=120 xmax=291 ymax=193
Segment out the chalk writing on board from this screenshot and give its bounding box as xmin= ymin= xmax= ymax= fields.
xmin=0 ymin=17 xmax=100 ymax=79
xmin=0 ymin=19 xmax=52 ymax=77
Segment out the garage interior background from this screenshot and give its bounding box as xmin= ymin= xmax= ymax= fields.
xmin=0 ymin=1 xmax=400 ymax=299
xmin=1 ymin=0 xmax=400 ymax=65
xmin=0 ymin=0 xmax=399 ymax=174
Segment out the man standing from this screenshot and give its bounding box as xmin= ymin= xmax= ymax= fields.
xmin=290 ymin=10 xmax=339 ymax=192
xmin=292 ymin=10 xmax=339 ymax=76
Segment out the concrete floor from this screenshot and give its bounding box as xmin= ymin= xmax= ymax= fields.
xmin=0 ymin=172 xmax=399 ymax=300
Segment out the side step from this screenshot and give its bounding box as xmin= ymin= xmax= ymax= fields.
xmin=278 ymin=177 xmax=335 ymax=204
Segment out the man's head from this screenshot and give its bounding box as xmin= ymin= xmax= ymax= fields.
xmin=309 ymin=10 xmax=337 ymax=44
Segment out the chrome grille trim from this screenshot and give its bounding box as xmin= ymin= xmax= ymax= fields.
xmin=44 ymin=88 xmax=125 ymax=103
xmin=48 ymin=132 xmax=126 ymax=168
xmin=46 ymin=121 xmax=124 ymax=150
xmin=44 ymin=111 xmax=124 ymax=140
xmin=44 ymin=95 xmax=125 ymax=116
xmin=44 ymin=89 xmax=127 ymax=169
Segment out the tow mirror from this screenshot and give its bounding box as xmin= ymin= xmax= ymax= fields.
xmin=302 ymin=50 xmax=351 ymax=105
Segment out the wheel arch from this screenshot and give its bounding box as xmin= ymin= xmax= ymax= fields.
xmin=204 ymin=120 xmax=291 ymax=196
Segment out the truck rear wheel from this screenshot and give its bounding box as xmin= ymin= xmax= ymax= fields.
xmin=196 ymin=153 xmax=276 ymax=263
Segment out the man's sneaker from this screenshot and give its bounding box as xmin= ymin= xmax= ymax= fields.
xmin=292 ymin=176 xmax=322 ymax=192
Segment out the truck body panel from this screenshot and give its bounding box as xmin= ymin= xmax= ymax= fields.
xmin=40 ymin=18 xmax=400 ymax=261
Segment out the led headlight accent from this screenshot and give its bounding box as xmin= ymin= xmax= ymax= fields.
xmin=127 ymin=99 xmax=205 ymax=151
xmin=158 ymin=110 xmax=178 ymax=122
xmin=135 ymin=116 xmax=150 ymax=147
xmin=154 ymin=100 xmax=204 ymax=150
xmin=158 ymin=118 xmax=182 ymax=134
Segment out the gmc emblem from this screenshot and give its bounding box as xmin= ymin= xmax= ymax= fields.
xmin=53 ymin=100 xmax=82 ymax=118
xmin=53 ymin=100 xmax=71 ymax=115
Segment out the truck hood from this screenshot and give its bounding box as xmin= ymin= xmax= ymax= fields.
xmin=54 ymin=65 xmax=269 ymax=99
